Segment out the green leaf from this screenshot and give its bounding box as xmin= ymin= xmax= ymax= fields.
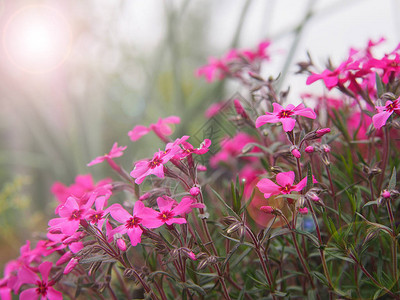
xmin=211 ymin=187 xmax=241 ymax=220
xmin=375 ymin=72 xmax=384 ymax=97
xmin=306 ymin=163 xmax=313 ymax=190
xmin=355 ymin=212 xmax=393 ymax=236
xmin=293 ymin=229 xmax=320 ymax=247
xmin=363 ymin=200 xmax=379 ymax=208
xmin=80 ymin=255 xmax=116 ymax=264
xmin=148 ymin=271 xmax=177 ymax=282
xmin=311 ymin=271 xmax=329 ymax=286
xmin=388 ymin=167 xmax=396 ymax=190
xmin=268 ymin=228 xmax=291 ymax=241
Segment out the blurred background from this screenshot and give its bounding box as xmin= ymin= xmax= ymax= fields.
xmin=0 ymin=0 xmax=399 ymax=271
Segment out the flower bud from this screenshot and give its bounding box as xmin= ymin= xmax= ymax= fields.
xmin=322 ymin=144 xmax=331 ymax=153
xmin=305 ymin=146 xmax=314 ymax=153
xmin=234 ymin=99 xmax=248 ymax=119
xmin=189 ymin=186 xmax=201 ymax=197
xmin=64 ymin=258 xmax=79 ymax=274
xmin=56 ymin=251 xmax=73 ymax=266
xmin=381 ymin=190 xmax=391 ymax=199
xmin=260 ymin=206 xmax=274 ymax=214
xmin=117 ymin=238 xmax=127 ymax=251
xmin=291 ymin=147 xmax=301 ymax=159
xmin=298 ymin=207 xmax=308 ymax=215
xmin=139 ymin=192 xmax=151 ymax=201
xmin=316 ymin=128 xmax=331 ymax=138
xmin=197 ymin=165 xmax=207 ymax=172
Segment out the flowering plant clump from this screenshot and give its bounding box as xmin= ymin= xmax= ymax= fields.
xmin=2 ymin=38 xmax=400 ymax=300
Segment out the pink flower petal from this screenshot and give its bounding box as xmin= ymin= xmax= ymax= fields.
xmin=157 ymin=197 xmax=175 ymax=212
xmin=18 ymin=267 xmax=39 ymax=285
xmin=38 ymin=261 xmax=53 ymax=282
xmin=172 ymin=197 xmax=193 ymax=216
xmin=128 ymin=125 xmax=151 ymax=141
xmin=47 ymin=287 xmax=63 ymax=300
xmin=255 ymin=114 xmax=279 ymax=128
xmin=127 ymin=226 xmax=143 ymax=247
xmin=166 ymin=217 xmax=187 ymax=225
xmin=280 ymin=118 xmax=296 ymax=132
xmin=256 ymin=178 xmax=280 ymax=194
xmin=372 ymin=111 xmax=392 ymax=129
xmin=276 ymin=171 xmax=295 ymax=187
xmin=109 ymin=204 xmax=132 ymax=223
xmin=20 ymin=288 xmax=38 ymax=300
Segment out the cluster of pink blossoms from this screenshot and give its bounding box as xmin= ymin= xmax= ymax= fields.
xmin=305 ymin=38 xmax=400 ymax=129
xmin=196 ymin=40 xmax=272 ymax=82
xmin=0 ymin=115 xmax=211 ymax=299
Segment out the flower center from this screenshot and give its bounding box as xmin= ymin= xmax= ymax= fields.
xmin=70 ymin=209 xmax=83 ymax=220
xmin=149 ymin=157 xmax=163 ymax=169
xmin=278 ymin=110 xmax=294 ymax=119
xmin=385 ymin=100 xmax=399 ymax=112
xmin=280 ymin=184 xmax=293 ymax=194
xmin=158 ymin=210 xmax=174 ymax=222
xmin=36 ymin=280 xmax=48 ymax=296
xmin=125 ymin=216 xmax=142 ymax=229
xmin=89 ymin=211 xmax=104 ymax=224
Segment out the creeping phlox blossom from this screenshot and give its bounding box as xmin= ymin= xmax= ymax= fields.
xmin=87 ymin=142 xmax=127 ymax=166
xmin=372 ymin=97 xmax=400 ymax=129
xmin=107 ymin=196 xmax=203 ymax=247
xmin=256 ymin=103 xmax=316 ymax=132
xmin=196 ymin=40 xmax=271 ymax=82
xmin=17 ymin=261 xmax=62 ymax=300
xmin=210 ymin=132 xmax=259 ymax=168
xmin=257 ymin=171 xmax=316 ymax=199
xmin=128 ymin=116 xmax=180 ymax=142
xmin=108 ymin=201 xmax=160 ymax=247
xmin=48 ymin=193 xmax=97 ymax=236
xmin=131 ymin=136 xmax=211 ymax=184
xmin=51 ymin=174 xmax=112 ymax=210
xmin=306 ymin=39 xmax=400 ymax=100
xmin=0 ymin=241 xmax=60 ymax=300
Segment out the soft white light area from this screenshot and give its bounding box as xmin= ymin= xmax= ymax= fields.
xmin=3 ymin=5 xmax=71 ymax=73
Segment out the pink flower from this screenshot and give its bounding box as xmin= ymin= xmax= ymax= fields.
xmin=86 ymin=194 xmax=111 ymax=229
xmin=256 ymin=103 xmax=316 ymax=132
xmin=306 ymin=57 xmax=359 ymax=89
xmin=372 ymin=98 xmax=400 ymax=129
xmin=128 ymin=116 xmax=180 ymax=142
xmin=17 ymin=261 xmax=62 ymax=300
xmin=147 ymin=196 xmax=195 ymax=227
xmin=205 ymin=101 xmax=228 ymax=118
xmin=130 ymin=144 xmax=181 ymax=184
xmin=241 ymin=40 xmax=271 ymax=62
xmin=210 ymin=133 xmax=258 ymax=168
xmin=174 ymin=137 xmax=212 ymax=160
xmin=51 ymin=174 xmax=112 ymax=210
xmin=87 ymin=143 xmax=127 ymax=166
xmin=108 ymin=202 xmax=160 ymax=247
xmin=196 ymin=50 xmax=238 ymax=82
xmin=48 ymin=194 xmax=96 ymax=236
xmin=257 ymin=171 xmax=316 ymax=199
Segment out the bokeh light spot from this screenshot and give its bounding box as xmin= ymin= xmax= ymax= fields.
xmin=3 ymin=5 xmax=71 ymax=73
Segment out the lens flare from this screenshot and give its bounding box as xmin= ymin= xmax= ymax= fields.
xmin=3 ymin=5 xmax=71 ymax=73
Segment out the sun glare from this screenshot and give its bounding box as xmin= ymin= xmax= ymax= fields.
xmin=3 ymin=5 xmax=71 ymax=73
